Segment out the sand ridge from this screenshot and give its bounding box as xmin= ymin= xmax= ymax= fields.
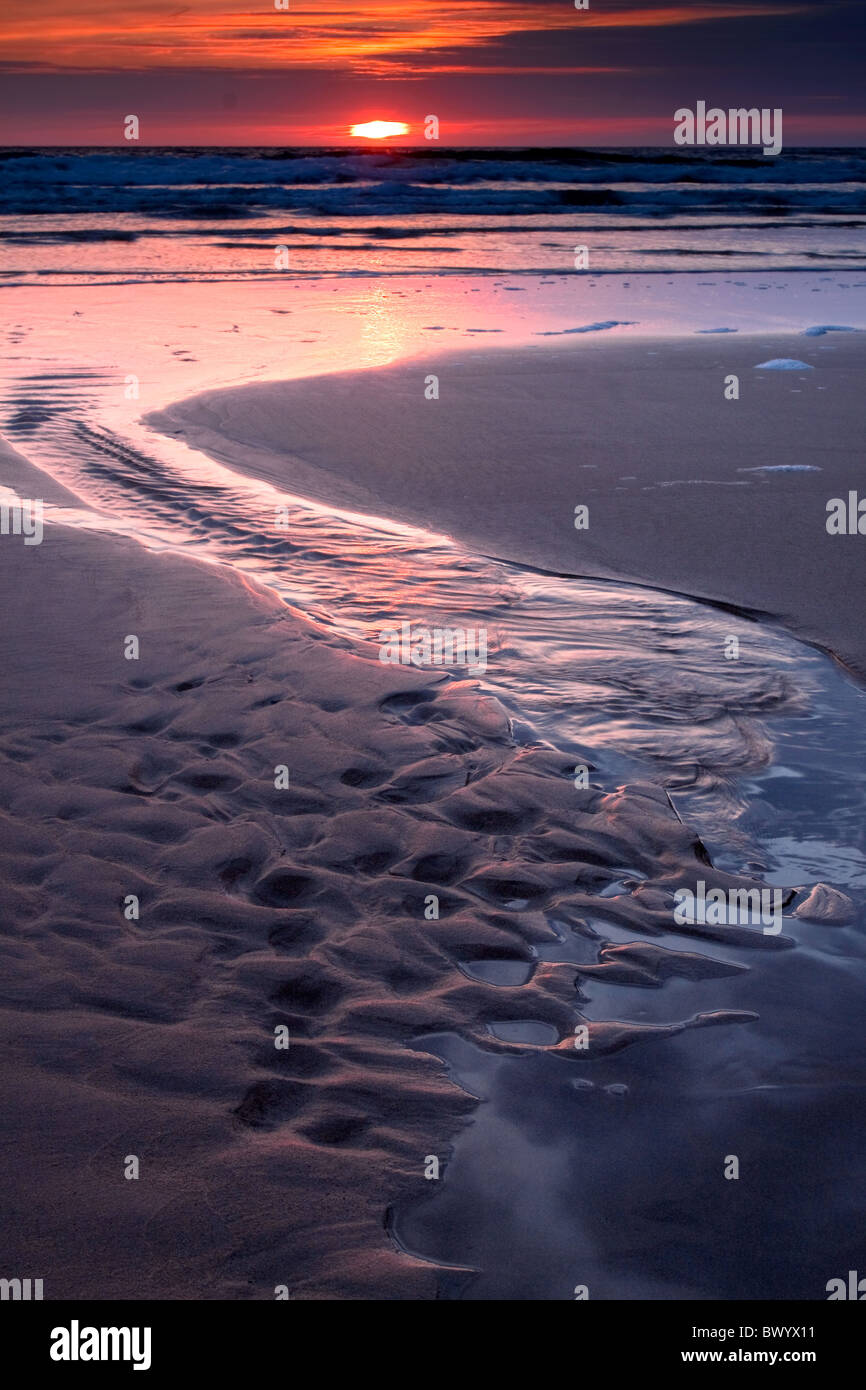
xmin=147 ymin=333 xmax=866 ymax=680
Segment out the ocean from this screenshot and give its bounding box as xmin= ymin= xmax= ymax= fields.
xmin=2 ymin=145 xmax=865 ymax=282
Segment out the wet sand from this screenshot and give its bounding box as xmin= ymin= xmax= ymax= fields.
xmin=5 ymin=419 xmax=857 ymax=1298
xmin=149 ymin=332 xmax=866 ymax=679
xmin=1 ymin=321 xmax=864 ymax=1299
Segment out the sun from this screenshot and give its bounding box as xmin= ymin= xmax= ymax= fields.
xmin=350 ymin=121 xmax=409 ymax=140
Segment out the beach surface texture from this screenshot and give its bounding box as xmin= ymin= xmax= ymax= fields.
xmin=148 ymin=334 xmax=866 ymax=679
xmin=2 ymin=324 xmax=864 ymax=1299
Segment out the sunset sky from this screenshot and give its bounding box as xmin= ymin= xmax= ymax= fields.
xmin=0 ymin=0 xmax=863 ymax=144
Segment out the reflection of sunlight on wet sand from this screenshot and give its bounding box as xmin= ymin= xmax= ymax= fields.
xmin=3 ymin=278 xmax=541 ymax=436
xmin=357 ymin=280 xmax=427 ymax=365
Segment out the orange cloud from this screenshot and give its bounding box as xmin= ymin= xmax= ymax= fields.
xmin=0 ymin=1 xmax=811 ymax=73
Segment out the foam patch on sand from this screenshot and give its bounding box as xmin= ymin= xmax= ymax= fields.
xmin=738 ymin=464 xmax=821 ymax=473
xmin=753 ymin=358 xmax=814 ymax=370
xmin=802 ymin=325 xmax=860 ymax=337
xmin=534 ymin=320 xmax=636 ymax=336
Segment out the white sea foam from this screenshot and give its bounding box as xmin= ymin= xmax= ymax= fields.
xmin=754 ymin=358 xmax=814 ymax=369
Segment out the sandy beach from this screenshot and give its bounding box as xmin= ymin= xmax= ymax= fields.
xmin=0 ymin=469 xmax=790 ymax=1300
xmin=149 ymin=331 xmax=866 ymax=680
xmin=2 ymin=321 xmax=865 ymax=1296
xmin=2 ymin=0 xmax=866 ymax=1325
xmin=0 ymin=441 xmax=476 ymax=1298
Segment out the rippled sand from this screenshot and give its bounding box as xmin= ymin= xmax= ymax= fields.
xmin=1 ymin=348 xmax=864 ymax=1296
